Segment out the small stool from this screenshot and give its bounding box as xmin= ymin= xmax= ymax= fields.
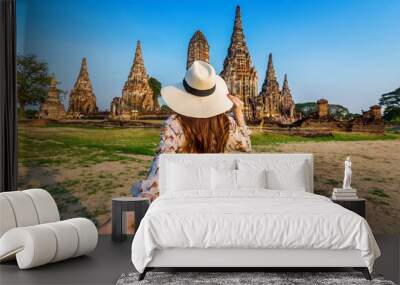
xmin=112 ymin=197 xmax=150 ymax=242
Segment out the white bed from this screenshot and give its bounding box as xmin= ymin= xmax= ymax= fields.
xmin=131 ymin=154 xmax=380 ymax=280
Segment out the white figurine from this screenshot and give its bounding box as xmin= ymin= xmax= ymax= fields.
xmin=342 ymin=156 xmax=352 ymax=189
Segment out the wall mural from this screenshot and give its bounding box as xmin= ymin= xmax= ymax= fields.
xmin=17 ymin=0 xmax=400 ymax=234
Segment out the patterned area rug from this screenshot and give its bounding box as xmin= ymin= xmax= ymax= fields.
xmin=116 ymin=272 xmax=395 ymax=285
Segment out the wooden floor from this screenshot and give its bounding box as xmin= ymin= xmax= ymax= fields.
xmin=0 ymin=235 xmax=398 ymax=285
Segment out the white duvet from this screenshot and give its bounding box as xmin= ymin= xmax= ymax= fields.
xmin=131 ymin=190 xmax=380 ymax=273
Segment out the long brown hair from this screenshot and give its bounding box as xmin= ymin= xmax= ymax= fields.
xmin=177 ymin=113 xmax=230 ymax=153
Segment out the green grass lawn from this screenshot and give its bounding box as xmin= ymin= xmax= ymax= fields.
xmin=251 ymin=131 xmax=400 ymax=145
xmin=19 ymin=126 xmax=160 ymax=167
xmin=19 ymin=125 xmax=400 ymax=168
xmin=18 ymin=125 xmax=400 ymax=233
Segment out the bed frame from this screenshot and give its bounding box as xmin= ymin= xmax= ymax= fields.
xmin=138 ymin=154 xmax=372 ymax=281
xmin=138 ymin=248 xmax=371 ymax=280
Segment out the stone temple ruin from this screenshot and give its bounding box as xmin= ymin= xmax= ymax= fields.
xmin=295 ymin=99 xmax=384 ymax=133
xmin=187 ymin=30 xmax=209 ymax=69
xmin=280 ymin=74 xmax=296 ymax=122
xmin=352 ymin=105 xmax=384 ymax=132
xmin=208 ymin=5 xmax=381 ymax=132
xmin=53 ymin=5 xmax=383 ymax=133
xmin=39 ymin=77 xmax=66 ymax=120
xmin=220 ymin=6 xmax=258 ymax=122
xmin=257 ymin=54 xmax=296 ymax=124
xmin=218 ymin=6 xmax=296 ymax=124
xmin=317 ymin=99 xmax=329 ymax=118
xmin=109 ymin=41 xmax=159 ymax=121
xmin=67 ymin=58 xmax=98 ymax=118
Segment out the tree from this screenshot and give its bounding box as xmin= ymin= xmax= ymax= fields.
xmin=329 ymin=104 xmax=350 ymax=120
xmin=17 ymin=55 xmax=51 ymax=118
xmin=296 ymin=102 xmax=352 ymax=119
xmin=148 ymin=77 xmax=161 ymax=102
xmin=379 ymin=88 xmax=400 ymax=122
xmin=295 ymin=102 xmax=317 ymax=117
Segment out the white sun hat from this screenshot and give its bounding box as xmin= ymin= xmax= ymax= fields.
xmin=160 ymin=60 xmax=233 ymax=118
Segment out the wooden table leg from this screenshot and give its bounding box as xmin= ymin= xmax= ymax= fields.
xmin=112 ymin=200 xmax=123 ymax=242
xmin=134 ymin=202 xmax=149 ymax=233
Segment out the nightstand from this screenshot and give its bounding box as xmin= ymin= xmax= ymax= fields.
xmin=112 ymin=197 xmax=150 ymax=242
xmin=332 ymin=198 xmax=366 ymax=218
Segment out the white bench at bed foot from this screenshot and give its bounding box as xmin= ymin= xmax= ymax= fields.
xmin=0 ymin=189 xmax=98 ymax=269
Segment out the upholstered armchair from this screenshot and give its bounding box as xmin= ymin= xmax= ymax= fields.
xmin=0 ymin=188 xmax=98 ymax=269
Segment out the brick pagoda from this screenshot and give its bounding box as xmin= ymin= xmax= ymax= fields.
xmin=280 ymin=74 xmax=296 ymax=122
xmin=110 ymin=41 xmax=159 ymax=120
xmin=187 ymin=30 xmax=210 ymax=69
xmin=39 ymin=77 xmax=66 ymax=120
xmin=259 ymin=54 xmax=296 ymax=123
xmin=220 ymin=5 xmax=258 ymax=121
xmin=67 ymin=58 xmax=98 ymax=118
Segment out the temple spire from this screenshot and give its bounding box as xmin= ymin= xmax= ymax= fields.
xmin=81 ymin=57 xmax=87 ymax=69
xmin=74 ymin=57 xmax=92 ymax=90
xmin=68 ymin=57 xmax=98 ymax=115
xmin=128 ymin=41 xmax=147 ymax=80
xmin=191 ymin=30 xmax=207 ymax=43
xmin=220 ymin=5 xmax=258 ymax=121
xmin=39 ymin=75 xmax=66 ymax=119
xmin=187 ymin=30 xmax=210 ymax=69
xmin=266 ymin=53 xmax=276 ymax=81
xmin=46 ymin=75 xmax=60 ymax=101
xmin=280 ymin=73 xmax=296 ymax=120
xmin=282 ymin=74 xmax=290 ymax=95
xmin=261 ymin=53 xmax=279 ymax=94
xmin=259 ymin=52 xmax=281 ymax=118
xmin=110 ymin=39 xmax=159 ymax=119
xmin=49 ymin=76 xmax=58 ymax=96
xmin=232 ymin=6 xmax=243 ymax=39
xmin=227 ymin=5 xmax=247 ymax=53
xmin=134 ymin=41 xmax=143 ymax=65
xmin=80 ymin=58 xmax=88 ymax=77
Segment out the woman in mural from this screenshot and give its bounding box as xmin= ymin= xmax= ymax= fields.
xmin=132 ymin=61 xmax=252 ymax=200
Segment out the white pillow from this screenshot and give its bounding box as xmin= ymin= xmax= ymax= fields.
xmin=236 ymin=169 xmax=267 ymax=189
xmin=266 ymin=162 xmax=307 ymax=191
xmin=238 ymin=159 xmax=309 ymax=192
xmin=167 ymin=162 xmax=212 ymax=192
xmin=212 ymin=168 xmax=237 ymax=191
xmin=212 ymin=168 xmax=268 ymax=191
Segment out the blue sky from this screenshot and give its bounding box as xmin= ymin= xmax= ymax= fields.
xmin=17 ymin=0 xmax=400 ymax=113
